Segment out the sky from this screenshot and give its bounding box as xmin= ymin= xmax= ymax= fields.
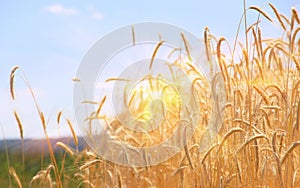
xmin=0 ymin=0 xmax=299 ymax=139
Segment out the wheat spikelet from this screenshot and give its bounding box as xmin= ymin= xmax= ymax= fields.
xmin=253 ymin=86 xmax=270 ymax=105
xmin=204 ymin=27 xmax=211 ymax=62
xmin=242 ymin=47 xmax=249 ymax=74
xmin=257 ymin=27 xmax=266 ymax=68
xmin=291 ymin=13 xmax=297 ymax=32
xmin=13 ymin=111 xmax=23 ymax=139
xmin=67 ymin=119 xmax=78 ymax=147
xmin=9 ymin=167 xmax=22 ymax=188
xmin=40 ymin=112 xmax=46 ymax=130
xmin=10 ymin=66 xmax=19 ymax=100
xmin=181 ymin=32 xmax=191 ymax=60
xmin=79 ymin=159 xmax=102 ymax=171
xmin=149 ymin=41 xmax=164 ymax=70
xmin=128 ymin=89 xmax=137 ymax=108
xmin=292 ymin=7 xmax=300 ymax=24
xmin=269 ymin=3 xmax=286 ymax=30
xmin=43 ymin=164 xmax=54 ymax=182
xmin=265 ymin=83 xmax=286 ymax=101
xmin=246 ymin=20 xmax=261 ymax=33
xmin=217 ymin=37 xmax=226 ymax=82
xmin=280 ymin=14 xmax=290 ymax=27
xmin=56 ymin=142 xmax=74 ymax=156
xmin=291 ymin=27 xmax=300 ymax=52
xmin=72 ymin=77 xmax=80 ymax=82
xmin=249 ymin=6 xmax=273 ymax=22
xmin=96 ymin=96 xmax=106 ymax=116
xmin=252 ymin=27 xmax=261 ymax=59
xmin=105 ymin=78 xmax=131 ymax=82
xmin=82 ymin=100 xmax=99 ymax=105
xmin=273 ymin=43 xmax=289 ymax=56
xmin=57 ymin=111 xmax=62 ymax=124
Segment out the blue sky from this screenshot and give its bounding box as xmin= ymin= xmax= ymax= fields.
xmin=0 ymin=0 xmax=299 ymax=138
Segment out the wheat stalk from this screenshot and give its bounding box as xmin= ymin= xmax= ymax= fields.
xmin=281 ymin=141 xmax=300 ymax=164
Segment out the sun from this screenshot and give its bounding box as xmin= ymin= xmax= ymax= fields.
xmin=127 ymin=76 xmax=181 ymax=123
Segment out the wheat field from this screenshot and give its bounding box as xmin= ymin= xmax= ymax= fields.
xmin=4 ymin=3 xmax=300 ymax=188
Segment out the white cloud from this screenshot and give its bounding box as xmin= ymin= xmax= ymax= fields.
xmin=44 ymin=4 xmax=78 ymax=16
xmin=87 ymin=5 xmax=95 ymax=12
xmin=91 ymin=12 xmax=103 ymax=20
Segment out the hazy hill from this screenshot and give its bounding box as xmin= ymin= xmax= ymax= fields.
xmin=0 ymin=137 xmax=86 ymax=154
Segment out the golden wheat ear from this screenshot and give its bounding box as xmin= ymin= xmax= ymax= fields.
xmin=10 ymin=66 xmax=19 ymax=100
xmin=67 ymin=119 xmax=78 ymax=147
xmin=249 ymin=6 xmax=273 ymax=22
xmin=269 ymin=3 xmax=287 ymax=30
xmin=13 ymin=111 xmax=23 ymax=139
xmin=9 ymin=167 xmax=22 ymax=188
